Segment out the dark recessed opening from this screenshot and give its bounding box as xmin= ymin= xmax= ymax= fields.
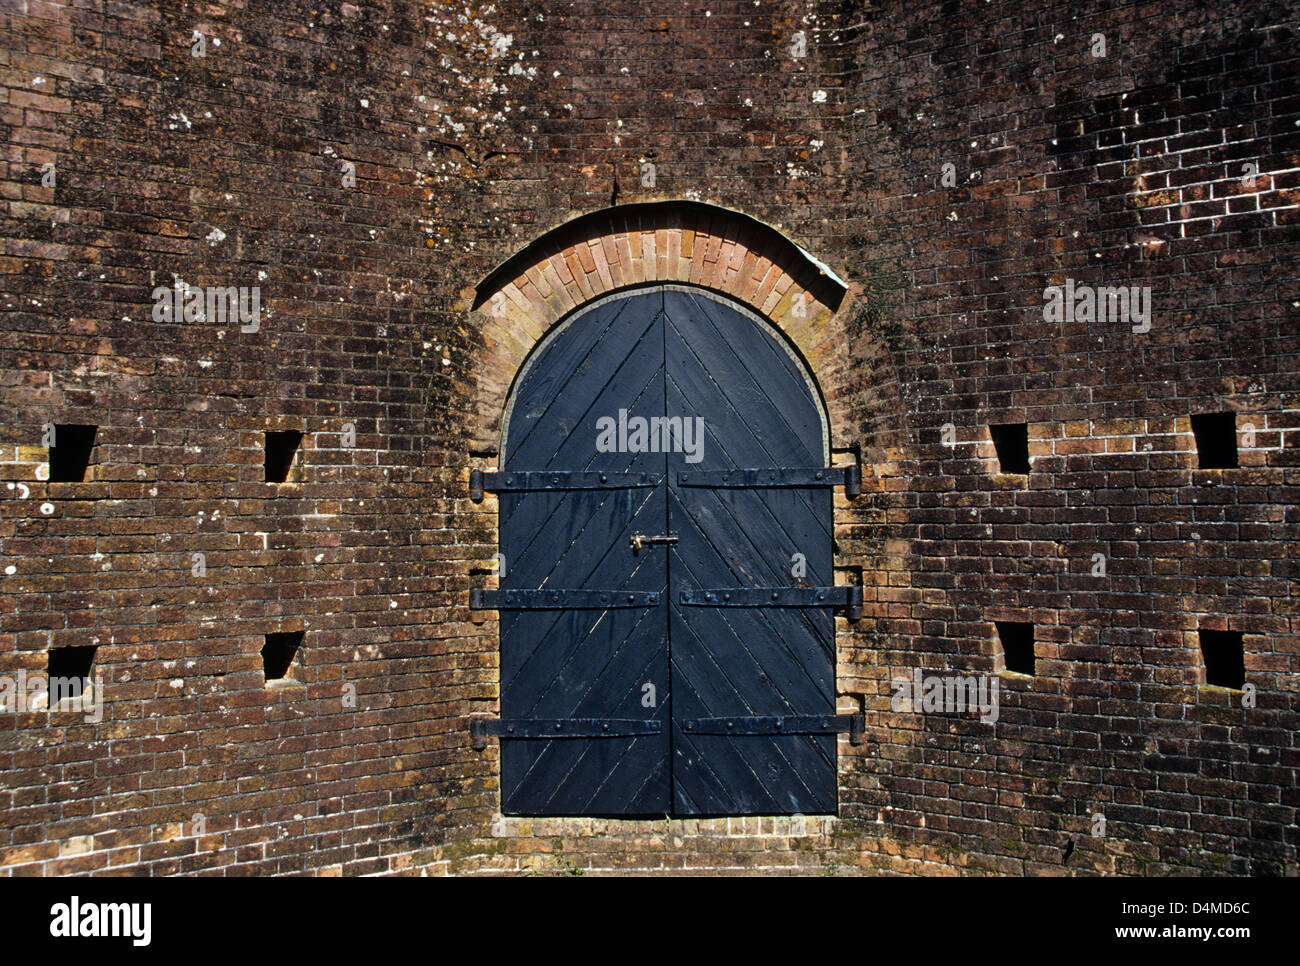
xmin=1199 ymin=629 xmax=1245 ymax=689
xmin=262 ymin=631 xmax=304 ymax=682
xmin=1191 ymin=412 xmax=1238 ymax=469
xmin=989 ymin=423 xmax=1030 ymax=474
xmin=265 ymin=430 xmax=303 ymax=483
xmin=995 ymin=621 xmax=1035 ymax=675
xmin=48 ymin=644 xmax=96 ymax=702
xmin=49 ymin=424 xmax=97 ymax=483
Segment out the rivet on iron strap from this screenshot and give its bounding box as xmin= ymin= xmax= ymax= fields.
xmin=470 ymin=717 xmax=662 ymax=749
xmin=470 ymin=588 xmax=661 ymax=610
xmin=471 ymin=468 xmax=662 ymax=502
xmin=676 ymin=465 xmax=860 ymax=497
xmin=679 ymin=714 xmax=860 ymax=737
xmin=678 ymin=585 xmax=862 ymax=618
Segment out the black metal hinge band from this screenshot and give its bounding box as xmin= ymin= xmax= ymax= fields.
xmin=680 ymin=714 xmax=864 ymax=741
xmin=470 ymin=715 xmax=862 ymax=750
xmin=678 ymin=585 xmax=863 ymax=618
xmin=470 ymin=588 xmax=661 ymax=610
xmin=676 ymin=465 xmax=860 ymax=497
xmin=470 ymin=469 xmax=662 ymax=501
xmin=470 ymin=717 xmax=661 ymax=748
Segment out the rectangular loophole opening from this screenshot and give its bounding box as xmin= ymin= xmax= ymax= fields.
xmin=989 ymin=423 xmax=1030 ymax=474
xmin=49 ymin=424 xmax=97 ymax=483
xmin=48 ymin=644 xmax=97 ymax=704
xmin=1199 ymin=629 xmax=1244 ymax=689
xmin=1190 ymin=412 xmax=1238 ymax=469
xmin=995 ymin=621 xmax=1035 ymax=675
xmin=262 ymin=631 xmax=304 ymax=683
xmin=265 ymin=430 xmax=303 ymax=483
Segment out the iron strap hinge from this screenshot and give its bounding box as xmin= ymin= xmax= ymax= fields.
xmin=470 ymin=715 xmax=862 ymax=749
xmin=471 ymin=717 xmax=662 ymax=748
xmin=676 ymin=465 xmax=860 ymax=497
xmin=470 ymin=588 xmax=661 ymax=610
xmin=680 ymin=714 xmax=865 ymax=744
xmin=470 ymin=469 xmax=663 ymax=501
xmin=678 ymin=585 xmax=863 ymax=618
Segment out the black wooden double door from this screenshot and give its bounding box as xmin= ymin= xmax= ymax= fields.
xmin=496 ymin=287 xmax=836 ymax=816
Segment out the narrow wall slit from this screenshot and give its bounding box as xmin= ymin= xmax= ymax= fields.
xmin=1191 ymin=412 xmax=1238 ymax=469
xmin=47 ymin=644 xmax=97 ymax=704
xmin=1199 ymin=629 xmax=1244 ymax=689
xmin=989 ymin=423 xmax=1030 ymax=475
xmin=49 ymin=424 xmax=97 ymax=483
xmin=995 ymin=621 xmax=1036 ymax=675
xmin=265 ymin=431 xmax=303 ymax=483
xmin=262 ymin=631 xmax=304 ymax=683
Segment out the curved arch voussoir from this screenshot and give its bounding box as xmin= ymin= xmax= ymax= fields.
xmin=468 ymin=201 xmax=854 ymax=454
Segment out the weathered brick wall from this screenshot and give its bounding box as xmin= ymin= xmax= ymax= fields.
xmin=0 ymin=0 xmax=1296 ymax=876
xmin=836 ymin=0 xmax=1299 ymax=876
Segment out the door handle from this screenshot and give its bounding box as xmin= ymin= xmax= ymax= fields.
xmin=630 ymin=532 xmax=678 ymax=552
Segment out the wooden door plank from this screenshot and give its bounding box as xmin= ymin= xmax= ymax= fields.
xmin=499 ymin=293 xmax=670 ymax=816
xmin=664 ymin=290 xmax=838 ymax=815
xmin=509 ymin=291 xmax=663 ymax=469
xmin=670 ymin=289 xmax=826 ymax=459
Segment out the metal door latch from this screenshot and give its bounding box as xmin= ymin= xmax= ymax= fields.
xmin=630 ymin=532 xmax=678 ymax=552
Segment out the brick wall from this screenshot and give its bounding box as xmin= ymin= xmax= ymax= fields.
xmin=0 ymin=0 xmax=1296 ymax=876
xmin=834 ymin=0 xmax=1299 ymax=876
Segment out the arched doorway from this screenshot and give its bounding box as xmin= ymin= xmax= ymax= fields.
xmin=473 ymin=284 xmax=859 ymax=816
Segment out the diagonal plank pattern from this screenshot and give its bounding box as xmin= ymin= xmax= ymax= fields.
xmin=497 ymin=285 xmax=837 ymax=816
xmin=501 ymin=290 xmax=671 ymax=816
xmin=663 ymin=289 xmax=836 ymax=815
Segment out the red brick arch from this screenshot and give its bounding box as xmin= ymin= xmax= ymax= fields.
xmin=464 ymin=201 xmax=855 ymax=454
